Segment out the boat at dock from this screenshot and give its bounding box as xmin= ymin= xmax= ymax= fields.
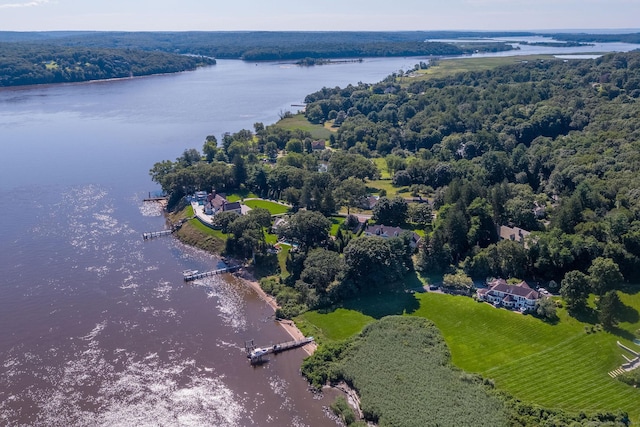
xmin=245 ymin=337 xmax=314 ymax=364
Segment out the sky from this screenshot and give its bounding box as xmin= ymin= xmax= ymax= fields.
xmin=0 ymin=0 xmax=638 ymax=32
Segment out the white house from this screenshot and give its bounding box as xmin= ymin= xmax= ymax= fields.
xmin=476 ymin=278 xmax=540 ymax=310
xmin=363 ymin=224 xmax=421 ymax=248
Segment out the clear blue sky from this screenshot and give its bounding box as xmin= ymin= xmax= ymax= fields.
xmin=0 ymin=0 xmax=638 ymax=32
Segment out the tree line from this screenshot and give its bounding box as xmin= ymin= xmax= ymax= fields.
xmin=0 ymin=42 xmax=215 ymax=87
xmin=0 ymin=31 xmax=516 ymax=61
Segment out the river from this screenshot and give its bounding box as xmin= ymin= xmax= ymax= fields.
xmin=1 ymin=44 xmax=640 ymax=426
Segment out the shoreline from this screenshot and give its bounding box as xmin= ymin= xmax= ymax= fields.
xmin=234 ymin=267 xmax=318 ymax=356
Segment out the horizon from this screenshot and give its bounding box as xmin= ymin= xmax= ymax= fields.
xmin=1 ymin=0 xmax=639 ymax=33
xmin=1 ymin=28 xmax=640 ymax=34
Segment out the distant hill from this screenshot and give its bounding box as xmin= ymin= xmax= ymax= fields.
xmin=0 ymin=31 xmax=519 ymax=60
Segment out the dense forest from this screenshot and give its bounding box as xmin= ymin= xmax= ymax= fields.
xmin=303 ymin=52 xmax=640 ymax=286
xmin=151 ymin=51 xmax=640 ymax=318
xmin=0 ymin=43 xmax=215 ymax=87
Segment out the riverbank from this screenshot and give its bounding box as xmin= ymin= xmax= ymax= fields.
xmin=234 ymin=267 xmax=318 ymax=356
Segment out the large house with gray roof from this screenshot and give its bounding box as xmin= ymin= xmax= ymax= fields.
xmin=476 ymin=278 xmax=540 ymax=310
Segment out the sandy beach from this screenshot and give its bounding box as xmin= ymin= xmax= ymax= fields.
xmin=235 ymin=268 xmax=318 ymax=355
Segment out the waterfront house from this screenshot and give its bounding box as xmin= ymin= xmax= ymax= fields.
xmin=203 ymin=192 xmax=243 ymax=216
xmin=476 ymin=279 xmax=540 ymax=310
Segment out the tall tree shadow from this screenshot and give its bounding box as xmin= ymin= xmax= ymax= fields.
xmin=608 ymin=326 xmax=637 ymax=342
xmin=341 ymin=290 xmax=420 ymax=319
xmin=618 ymin=301 xmax=640 ymax=324
xmin=572 ymin=307 xmax=599 ymax=325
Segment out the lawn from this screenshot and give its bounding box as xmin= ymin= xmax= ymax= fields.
xmin=297 ymin=289 xmax=640 ymax=422
xmin=412 ymin=293 xmax=640 ymax=420
xmin=243 ymin=199 xmax=290 ymax=215
xmin=329 ymin=216 xmax=345 ymax=236
xmin=277 ymin=244 xmax=291 ymax=280
xmin=275 ymin=113 xmax=332 ymax=140
xmin=225 ymin=190 xmax=258 ymax=202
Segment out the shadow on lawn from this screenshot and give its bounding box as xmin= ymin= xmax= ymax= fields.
xmin=572 ymin=307 xmax=599 ymax=325
xmin=340 ymin=291 xmax=421 ymax=319
xmin=618 ymin=301 xmax=640 ymax=324
xmin=609 ymin=326 xmax=637 ymax=342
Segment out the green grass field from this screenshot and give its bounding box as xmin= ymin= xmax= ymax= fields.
xmin=225 ymin=190 xmax=258 ymax=202
xmin=243 ymin=199 xmax=290 ymax=215
xmin=367 ymin=178 xmax=408 ymax=198
xmin=277 ymin=244 xmax=291 ymax=279
xmin=297 ymin=289 xmax=640 ymax=421
xmin=275 ymin=113 xmax=332 ymax=140
xmin=397 ymin=55 xmax=558 ymax=84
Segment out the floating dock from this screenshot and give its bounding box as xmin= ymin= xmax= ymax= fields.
xmin=142 ymin=229 xmax=173 ymax=239
xmin=182 ymin=265 xmax=241 ymax=281
xmin=245 ymin=337 xmax=314 ymax=364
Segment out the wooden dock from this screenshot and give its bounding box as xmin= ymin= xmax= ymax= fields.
xmin=245 ymin=337 xmax=314 ymax=364
xmin=183 ymin=265 xmax=241 ymax=281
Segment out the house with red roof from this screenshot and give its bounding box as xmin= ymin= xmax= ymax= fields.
xmin=476 ymin=278 xmax=540 ymax=311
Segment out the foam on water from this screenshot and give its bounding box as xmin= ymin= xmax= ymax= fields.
xmin=194 ymin=276 xmax=247 ymax=330
xmin=1 ymin=322 xmax=245 ymax=426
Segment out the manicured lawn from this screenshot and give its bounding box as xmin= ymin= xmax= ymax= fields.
xmin=412 ymin=292 xmax=640 ymax=420
xmin=243 ymin=199 xmax=290 ymax=215
xmin=276 ymin=113 xmax=332 ymax=140
xmin=298 ymin=289 xmax=640 ymax=421
xmin=329 ymin=216 xmax=345 ymax=236
xmin=225 ymin=190 xmax=258 ymax=202
xmin=296 ymin=308 xmax=374 ymax=342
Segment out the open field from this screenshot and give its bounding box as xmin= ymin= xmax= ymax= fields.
xmin=366 ymin=178 xmax=408 ymax=198
xmin=243 ymin=199 xmax=290 ymax=215
xmin=297 ymin=288 xmax=640 ymax=421
xmin=275 ymin=113 xmax=332 ymax=140
xmin=397 ymin=54 xmax=558 ymax=84
xmin=413 ymin=293 xmax=640 ymax=419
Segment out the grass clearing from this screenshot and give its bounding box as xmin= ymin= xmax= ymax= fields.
xmin=298 ymin=288 xmax=640 ymax=421
xmin=275 ymin=113 xmax=332 ymax=140
xmin=372 ymin=158 xmax=390 ymax=179
xmin=243 ymin=199 xmax=290 ymax=215
xmin=329 ymin=216 xmax=345 ymax=236
xmin=367 ymin=178 xmax=408 ymax=198
xmin=397 ymin=55 xmax=558 ymax=84
xmin=277 ymin=244 xmax=291 ymax=279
